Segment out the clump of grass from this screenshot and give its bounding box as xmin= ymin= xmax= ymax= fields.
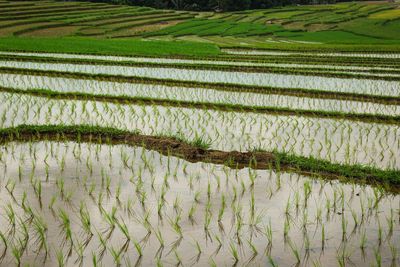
xmin=190 ymin=136 xmax=211 ymax=150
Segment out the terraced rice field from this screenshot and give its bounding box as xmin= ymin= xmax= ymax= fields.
xmin=1 ymin=0 xmax=400 ymax=45
xmin=0 ymin=1 xmax=195 ymax=38
xmin=0 ymin=46 xmax=399 ymax=267
xmin=0 ymin=2 xmax=400 ymax=266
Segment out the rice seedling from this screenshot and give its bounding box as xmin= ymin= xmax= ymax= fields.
xmin=32 ymin=214 xmax=48 ymax=256
xmin=188 ymin=203 xmax=196 ymax=223
xmin=359 ymin=229 xmax=367 ymax=251
xmin=247 ymin=239 xmax=258 ymax=255
xmin=79 ymin=201 xmax=92 ymax=236
xmin=58 ymin=209 xmax=73 ymax=248
xmin=288 ymin=241 xmax=301 ymax=264
xmin=155 ymin=228 xmax=165 ymax=248
xmin=283 ymin=219 xmax=290 ymax=240
xmin=389 ymin=243 xmax=397 ymax=263
xmin=92 ymin=252 xmax=99 ymax=267
xmin=386 ymin=210 xmax=394 ymax=237
xmin=229 ymin=242 xmax=239 ymax=264
xmin=268 ymin=256 xmax=278 ymax=267
xmin=109 ymin=246 xmax=123 ymax=266
xmin=133 ymin=239 xmax=143 ymax=257
xmin=194 ymin=240 xmax=202 ymax=255
xmin=174 ymin=249 xmax=182 ymax=266
xmin=56 ymin=249 xmax=65 ymax=267
xmin=116 ymin=219 xmax=131 ymax=241
xmin=73 ymin=239 xmax=85 ymax=264
xmin=5 ymin=204 xmax=16 ymax=235
xmin=169 ymin=212 xmax=183 ymax=238
xmin=377 ymin=219 xmax=383 ymax=245
xmin=217 ymin=194 xmax=225 ymax=222
xmin=0 ymin=232 xmax=7 ymax=262
xmin=374 ymin=248 xmax=382 ymax=267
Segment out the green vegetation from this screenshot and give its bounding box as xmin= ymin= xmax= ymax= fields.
xmin=0 ymin=37 xmax=220 ymax=56
xmin=0 ymin=1 xmax=399 ymax=53
xmin=0 ymin=1 xmax=399 ymax=266
xmin=3 ymin=53 xmax=400 ymax=81
xmin=1 ymin=124 xmax=399 ymax=187
xmin=2 ymin=67 xmax=399 ymax=106
xmin=144 ymin=2 xmax=400 ymax=47
xmin=143 ymin=18 xmax=287 ymax=37
xmin=2 ymin=86 xmax=399 ymax=125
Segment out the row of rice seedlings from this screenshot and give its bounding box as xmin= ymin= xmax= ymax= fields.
xmin=1 ymin=44 xmax=397 ymax=67
xmin=3 ymin=68 xmax=399 ymax=108
xmin=0 ymin=140 xmax=398 ymax=266
xmin=3 ymin=90 xmax=400 ymax=130
xmin=221 ymin=49 xmax=400 ymax=59
xmin=0 ymin=92 xmax=398 ymax=169
xmin=217 ymin=54 xmax=400 ymax=69
xmin=0 ymin=60 xmax=399 ymax=96
xmin=1 ymin=73 xmax=399 ymax=116
xmin=1 ymin=51 xmax=399 ymax=73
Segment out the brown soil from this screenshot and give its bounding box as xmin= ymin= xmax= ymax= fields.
xmin=0 ymin=22 xmax=56 ymax=36
xmin=20 ymin=25 xmax=81 ymax=37
xmin=90 ymin=13 xmax=169 ymax=26
xmin=306 ymin=23 xmax=335 ymax=32
xmin=282 ymin=21 xmax=306 ymax=30
xmin=109 ymin=20 xmax=183 ymax=37
xmin=78 ymin=27 xmax=106 ymax=36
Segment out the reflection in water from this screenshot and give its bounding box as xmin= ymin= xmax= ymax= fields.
xmin=0 ymin=141 xmax=398 ymax=266
xmin=1 ymin=92 xmax=399 ymax=169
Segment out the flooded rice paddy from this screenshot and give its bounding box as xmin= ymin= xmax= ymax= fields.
xmin=0 ymin=141 xmax=398 ymax=266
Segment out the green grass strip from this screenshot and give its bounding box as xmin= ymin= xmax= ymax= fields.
xmin=0 ymin=37 xmax=220 ymax=57
xmin=1 ymin=124 xmax=399 ymax=191
xmin=1 ymin=37 xmax=399 ymax=67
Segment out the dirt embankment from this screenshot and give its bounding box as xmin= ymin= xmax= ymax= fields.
xmin=1 ymin=125 xmax=399 ymax=193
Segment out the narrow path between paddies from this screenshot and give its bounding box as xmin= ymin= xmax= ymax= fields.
xmin=1 ymin=124 xmax=399 ymax=192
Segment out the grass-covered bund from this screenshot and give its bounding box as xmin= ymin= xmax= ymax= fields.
xmin=1 ymin=124 xmax=399 ymax=190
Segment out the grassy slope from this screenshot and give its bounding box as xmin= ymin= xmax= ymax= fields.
xmin=0 ymin=1 xmax=399 ymax=54
xmin=0 ymin=37 xmax=220 ymax=56
xmin=143 ymin=2 xmax=400 ymax=50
